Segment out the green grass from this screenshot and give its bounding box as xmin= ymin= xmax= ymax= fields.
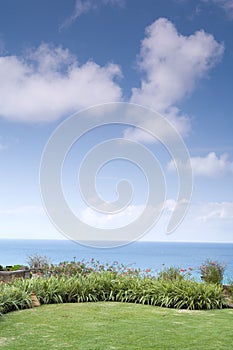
xmin=0 ymin=303 xmax=233 ymax=349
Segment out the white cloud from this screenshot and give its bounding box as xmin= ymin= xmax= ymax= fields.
xmin=135 ymin=199 xmax=233 ymax=242
xmin=168 ymin=152 xmax=233 ymax=177
xmin=157 ymin=200 xmax=233 ymax=242
xmin=73 ymin=0 xmax=125 ymax=18
xmin=131 ymin=18 xmax=223 ymax=110
xmin=123 ymin=105 xmax=191 ymax=144
xmin=80 ymin=199 xmax=190 ymax=230
xmin=0 ymin=18 xmax=224 ymax=133
xmin=80 ymin=204 xmax=145 ymax=228
xmin=123 ymin=127 xmax=155 ymax=144
xmin=195 ymin=201 xmax=233 ymax=221
xmin=61 ymin=0 xmax=125 ymax=28
xmin=190 ymin=153 xmax=233 ymax=176
xmin=0 ymin=43 xmax=122 ymax=122
xmin=157 ymin=199 xmax=233 ymax=222
xmin=128 ymin=18 xmax=223 ymax=141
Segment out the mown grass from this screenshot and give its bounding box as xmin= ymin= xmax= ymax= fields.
xmin=1 ymin=302 xmax=233 ymax=349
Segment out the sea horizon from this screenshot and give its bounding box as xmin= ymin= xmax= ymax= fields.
xmin=1 ymin=239 xmax=233 ymax=283
xmin=1 ymin=237 xmax=233 ymax=244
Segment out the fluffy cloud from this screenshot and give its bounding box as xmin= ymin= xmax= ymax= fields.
xmin=190 ymin=153 xmax=233 ymax=176
xmin=0 ymin=18 xmax=224 ymax=130
xmin=131 ymin=18 xmax=223 ymax=110
xmin=123 ymin=105 xmax=190 ymax=143
xmin=168 ymin=152 xmax=233 ymax=177
xmin=0 ymin=43 xmax=122 ymax=122
xmin=80 ymin=204 xmax=145 ymax=228
xmin=128 ymin=18 xmax=224 ymax=140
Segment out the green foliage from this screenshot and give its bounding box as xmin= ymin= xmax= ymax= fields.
xmin=200 ymin=259 xmax=225 ymax=285
xmin=157 ymin=266 xmax=184 ymax=282
xmin=228 ymin=282 xmax=233 ymax=302
xmin=10 ymin=265 xmax=28 ymax=271
xmin=157 ymin=266 xmax=194 ymax=282
xmin=0 ymin=271 xmax=224 ymax=316
xmin=47 ymin=259 xmax=143 ymax=278
xmin=0 ymin=257 xmax=227 ymax=317
xmin=0 ymin=282 xmax=32 ymax=315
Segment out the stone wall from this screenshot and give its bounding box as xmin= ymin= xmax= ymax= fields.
xmin=0 ymin=270 xmax=30 ymax=283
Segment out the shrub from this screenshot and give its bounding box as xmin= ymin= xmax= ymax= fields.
xmin=10 ymin=265 xmax=28 ymax=271
xmin=157 ymin=266 xmax=184 ymax=282
xmin=27 ymin=254 xmax=50 ymax=274
xmin=0 ymin=271 xmax=224 ymax=315
xmin=228 ymin=282 xmax=233 ymax=302
xmin=200 ymin=259 xmax=225 ymax=285
xmin=0 ymin=283 xmax=32 ymax=315
xmin=45 ymin=259 xmax=144 ymax=278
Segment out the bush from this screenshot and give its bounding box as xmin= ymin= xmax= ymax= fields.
xmin=10 ymin=265 xmax=28 ymax=271
xmin=200 ymin=259 xmax=225 ymax=285
xmin=27 ymin=254 xmax=50 ymax=274
xmin=0 ymin=271 xmax=224 ymax=315
xmin=228 ymin=282 xmax=233 ymax=302
xmin=157 ymin=266 xmax=184 ymax=282
xmin=0 ymin=283 xmax=32 ymax=315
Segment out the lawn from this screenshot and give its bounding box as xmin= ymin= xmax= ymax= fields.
xmin=0 ymin=302 xmax=233 ymax=349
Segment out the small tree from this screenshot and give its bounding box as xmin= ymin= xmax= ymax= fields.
xmin=200 ymin=259 xmax=225 ymax=285
xmin=27 ymin=254 xmax=50 ymax=273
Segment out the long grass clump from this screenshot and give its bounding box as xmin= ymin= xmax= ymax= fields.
xmin=0 ymin=271 xmax=224 ymax=316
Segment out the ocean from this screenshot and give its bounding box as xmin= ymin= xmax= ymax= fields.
xmin=1 ymin=239 xmax=233 ymax=283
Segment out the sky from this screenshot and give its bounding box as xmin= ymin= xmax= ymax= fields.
xmin=0 ymin=0 xmax=233 ymax=243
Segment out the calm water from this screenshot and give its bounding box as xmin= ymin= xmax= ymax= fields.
xmin=1 ymin=239 xmax=233 ymax=283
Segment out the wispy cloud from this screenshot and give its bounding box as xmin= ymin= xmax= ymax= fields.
xmin=195 ymin=201 xmax=233 ymax=221
xmin=61 ymin=0 xmax=125 ymax=29
xmin=202 ymin=0 xmax=233 ymax=18
xmin=161 ymin=199 xmax=233 ymax=221
xmin=176 ymin=0 xmax=233 ymax=19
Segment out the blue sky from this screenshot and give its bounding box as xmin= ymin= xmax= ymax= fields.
xmin=0 ymin=0 xmax=233 ymax=243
